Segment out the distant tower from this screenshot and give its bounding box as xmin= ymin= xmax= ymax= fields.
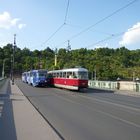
xmin=67 ymin=40 xmax=71 ymax=52
xmin=14 ymin=34 xmax=16 ymax=47
xmin=2 ymin=59 xmax=5 ymax=78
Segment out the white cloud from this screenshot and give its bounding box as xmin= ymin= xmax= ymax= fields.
xmin=11 ymin=18 xmax=20 ymax=26
xmin=94 ymin=43 xmax=108 ymax=49
xmin=0 ymin=11 xmax=26 ymax=29
xmin=18 ymin=23 xmax=26 ymax=29
xmin=119 ymin=22 xmax=140 ymax=46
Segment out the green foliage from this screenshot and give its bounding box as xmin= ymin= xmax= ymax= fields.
xmin=0 ymin=44 xmax=140 ymax=80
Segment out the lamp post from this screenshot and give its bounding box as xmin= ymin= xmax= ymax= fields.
xmin=2 ymin=59 xmax=5 ymax=78
xmin=12 ymin=34 xmax=16 ymax=85
xmin=135 ymin=77 xmax=139 ymax=92
xmin=117 ymin=77 xmax=120 ymax=90
xmin=94 ymin=67 xmax=97 ymax=81
xmin=10 ymin=54 xmax=13 ymax=80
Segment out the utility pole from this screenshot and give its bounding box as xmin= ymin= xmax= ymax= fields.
xmin=54 ymin=48 xmax=57 ymax=67
xmin=133 ymin=71 xmax=135 ymax=81
xmin=94 ymin=67 xmax=97 ymax=80
xmin=12 ymin=34 xmax=16 ymax=85
xmin=11 ymin=54 xmax=13 ymax=80
xmin=39 ymin=53 xmax=41 ymax=69
xmin=2 ymin=59 xmax=5 ymax=78
xmin=67 ymin=40 xmax=71 ymax=52
xmin=66 ymin=40 xmax=71 ymax=67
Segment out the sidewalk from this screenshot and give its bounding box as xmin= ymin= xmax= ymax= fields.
xmin=89 ymin=86 xmax=140 ymax=97
xmin=114 ymin=89 xmax=140 ymax=97
xmin=10 ymin=82 xmax=61 ymax=140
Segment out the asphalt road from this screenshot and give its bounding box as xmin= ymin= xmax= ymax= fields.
xmin=16 ymin=79 xmax=140 ymax=140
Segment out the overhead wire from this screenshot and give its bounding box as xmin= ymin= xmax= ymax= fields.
xmin=41 ymin=0 xmax=70 ymax=47
xmin=64 ymin=0 xmax=70 ymax=24
xmin=85 ymin=26 xmax=140 ymax=48
xmin=55 ymin=0 xmax=138 ymax=48
xmin=70 ymin=0 xmax=138 ymax=40
xmin=41 ymin=23 xmax=65 ymax=46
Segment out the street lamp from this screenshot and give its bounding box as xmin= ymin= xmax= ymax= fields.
xmin=94 ymin=67 xmax=97 ymax=81
xmin=135 ymin=77 xmax=139 ymax=92
xmin=2 ymin=59 xmax=5 ymax=78
xmin=11 ymin=34 xmax=16 ymax=85
xmin=117 ymin=77 xmax=120 ymax=90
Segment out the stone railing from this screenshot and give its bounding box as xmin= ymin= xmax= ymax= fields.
xmin=88 ymin=80 xmax=140 ymax=92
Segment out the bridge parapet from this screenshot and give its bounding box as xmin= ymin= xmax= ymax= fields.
xmin=0 ymin=77 xmax=6 ymax=88
xmin=88 ymin=80 xmax=140 ymax=92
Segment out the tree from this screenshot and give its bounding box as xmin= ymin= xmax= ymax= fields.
xmin=0 ymin=44 xmax=140 ymax=80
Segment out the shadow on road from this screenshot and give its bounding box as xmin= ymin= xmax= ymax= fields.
xmin=80 ymin=88 xmax=115 ymax=94
xmin=0 ymin=79 xmax=17 ymax=140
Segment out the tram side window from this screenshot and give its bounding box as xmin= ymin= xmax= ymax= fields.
xmin=54 ymin=72 xmax=57 ymax=78
xmin=56 ymin=72 xmax=59 ymax=78
xmin=27 ymin=72 xmax=30 ymax=77
xmin=33 ymin=72 xmax=37 ymax=77
xmin=67 ymin=72 xmax=73 ymax=78
xmin=70 ymin=72 xmax=73 ymax=78
xmin=30 ymin=72 xmax=33 ymax=77
xmin=74 ymin=72 xmax=78 ymax=78
xmin=67 ymin=72 xmax=69 ymax=78
xmin=63 ymin=72 xmax=66 ymax=78
xmin=60 ymin=72 xmax=62 ymax=77
xmin=53 ymin=73 xmax=56 ymax=77
xmin=47 ymin=73 xmax=53 ymax=78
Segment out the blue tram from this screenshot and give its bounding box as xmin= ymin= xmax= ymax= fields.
xmin=22 ymin=72 xmax=28 ymax=83
xmin=22 ymin=69 xmax=48 ymax=87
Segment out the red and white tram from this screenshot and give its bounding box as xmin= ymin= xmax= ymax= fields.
xmin=48 ymin=68 xmax=88 ymax=90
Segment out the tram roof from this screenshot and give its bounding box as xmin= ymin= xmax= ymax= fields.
xmin=22 ymin=69 xmax=47 ymax=74
xmin=49 ymin=68 xmax=88 ymax=73
xmin=31 ymin=69 xmax=47 ymax=72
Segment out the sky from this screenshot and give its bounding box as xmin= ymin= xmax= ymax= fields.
xmin=0 ymin=0 xmax=140 ymax=51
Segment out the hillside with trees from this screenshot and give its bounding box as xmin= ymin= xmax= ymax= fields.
xmin=0 ymin=44 xmax=140 ymax=80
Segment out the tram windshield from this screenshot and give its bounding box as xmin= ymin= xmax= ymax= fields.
xmin=75 ymin=71 xmax=88 ymax=79
xmin=38 ymin=72 xmax=47 ymax=77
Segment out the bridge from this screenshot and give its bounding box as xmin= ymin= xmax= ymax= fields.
xmin=89 ymin=80 xmax=140 ymax=93
xmin=0 ymin=78 xmax=140 ymax=140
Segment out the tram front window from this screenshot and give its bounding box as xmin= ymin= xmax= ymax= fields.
xmin=39 ymin=72 xmax=47 ymax=77
xmin=75 ymin=72 xmax=88 ymax=79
